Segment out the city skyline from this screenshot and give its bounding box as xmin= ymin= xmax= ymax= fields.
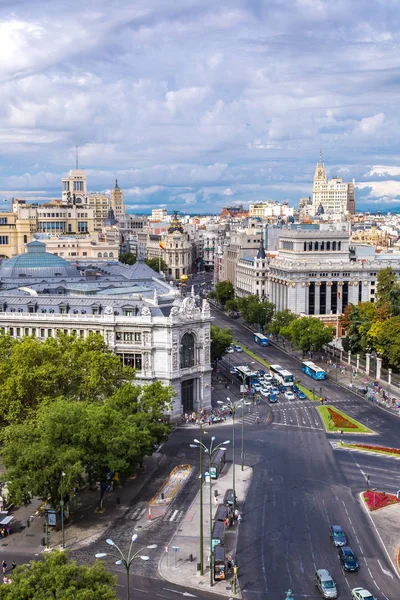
xmin=0 ymin=1 xmax=400 ymax=213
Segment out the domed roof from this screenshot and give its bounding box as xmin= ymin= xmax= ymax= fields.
xmin=168 ymin=211 xmax=184 ymax=234
xmin=0 ymin=241 xmax=81 ymax=279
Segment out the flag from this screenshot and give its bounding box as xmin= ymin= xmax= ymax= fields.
xmin=159 ymin=240 xmax=165 ymax=250
xmin=338 ymin=291 xmax=341 ymax=299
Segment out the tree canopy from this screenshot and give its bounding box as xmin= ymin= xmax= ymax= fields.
xmin=282 ymin=316 xmax=334 ymax=352
xmin=210 ymin=324 xmax=234 ymax=362
xmin=0 ymin=551 xmax=117 ymax=600
xmin=145 ymin=257 xmax=168 ymax=273
xmin=269 ymin=310 xmax=297 ymax=336
xmin=237 ymin=296 xmax=275 ymax=330
xmin=211 ymin=280 xmax=235 ymax=306
xmin=376 ymin=266 xmax=398 ymax=308
xmin=119 ymin=252 xmax=137 ymax=266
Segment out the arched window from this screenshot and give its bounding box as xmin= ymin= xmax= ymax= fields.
xmin=180 ymin=332 xmax=195 ymax=369
xmin=109 ymin=252 xmax=114 ymax=257
xmin=326 ymin=241 xmax=331 ymax=250
xmin=332 ymin=241 xmax=337 ymax=250
xmin=98 ymin=252 xmax=102 ymax=257
xmin=104 ymin=252 xmax=108 ymax=258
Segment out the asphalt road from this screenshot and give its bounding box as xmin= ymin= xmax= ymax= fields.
xmin=213 ymin=307 xmax=400 ymax=600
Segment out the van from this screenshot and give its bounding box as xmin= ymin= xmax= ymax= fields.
xmin=315 ymin=569 xmax=337 ymax=599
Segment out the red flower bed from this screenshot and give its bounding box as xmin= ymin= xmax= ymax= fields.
xmin=327 ymin=407 xmax=357 ymax=429
xmin=363 ymin=491 xmax=400 ymax=511
xmin=350 ymin=443 xmax=400 ymax=455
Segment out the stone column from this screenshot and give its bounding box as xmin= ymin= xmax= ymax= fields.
xmin=347 ymin=350 xmax=351 ymax=366
xmin=315 ymin=283 xmax=320 ymax=315
xmin=376 ymin=356 xmax=382 ymax=380
xmin=388 ymin=368 xmax=392 ymax=386
xmin=365 ymin=353 xmax=370 ymax=375
xmin=325 ymin=282 xmax=332 ymax=315
xmin=356 ymin=354 xmax=360 ymax=370
xmin=337 ymin=284 xmax=343 ymax=314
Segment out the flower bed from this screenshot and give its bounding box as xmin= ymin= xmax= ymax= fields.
xmin=362 ymin=490 xmax=400 ymax=511
xmin=346 ymin=443 xmax=400 ymax=456
xmin=327 ymin=407 xmax=357 ymax=429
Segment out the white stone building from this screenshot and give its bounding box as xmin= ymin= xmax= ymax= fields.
xmin=312 ymin=157 xmax=355 ymax=216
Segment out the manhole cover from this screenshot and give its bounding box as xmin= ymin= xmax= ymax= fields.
xmin=271 ymin=475 xmax=283 ymax=483
xmin=266 ymin=529 xmax=280 ymax=540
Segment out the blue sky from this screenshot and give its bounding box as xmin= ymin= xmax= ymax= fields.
xmin=0 ymin=0 xmax=400 ymax=213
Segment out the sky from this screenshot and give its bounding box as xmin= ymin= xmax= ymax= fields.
xmin=0 ymin=0 xmax=400 ymax=214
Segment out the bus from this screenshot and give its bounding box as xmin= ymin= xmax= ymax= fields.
xmin=233 ymin=365 xmax=259 ymax=387
xmin=254 ymin=333 xmax=269 ymax=346
xmin=301 ymin=361 xmax=326 ymax=380
xmin=270 ymin=364 xmax=294 ymax=387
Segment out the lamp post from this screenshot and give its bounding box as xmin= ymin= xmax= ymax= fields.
xmin=218 ymin=397 xmax=241 ymax=515
xmin=192 ymin=374 xmax=204 ymax=576
xmin=60 ymin=471 xmax=66 ymax=549
xmin=190 ymin=436 xmax=230 ymax=587
xmin=95 ymin=535 xmax=157 ymax=600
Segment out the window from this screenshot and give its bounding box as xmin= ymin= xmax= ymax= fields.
xmin=0 ymin=217 xmax=8 ymax=225
xmin=9 ymin=328 xmax=13 ymax=336
xmin=24 ymin=328 xmax=29 ymax=336
xmin=180 ymin=332 xmax=195 ymax=369
xmin=47 ymin=329 xmax=52 ymax=337
xmin=0 ymin=236 xmax=9 ymax=245
xmin=78 ymin=222 xmax=88 ymax=233
xmin=32 ymin=328 xmax=36 ymax=337
xmin=16 ymin=327 xmax=21 ymax=337
xmin=40 ymin=329 xmax=45 ymax=338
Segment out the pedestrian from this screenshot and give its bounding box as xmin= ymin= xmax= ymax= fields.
xmin=2 ymin=560 xmax=7 ymax=574
xmin=11 ymin=562 xmax=16 ymax=571
xmin=224 ymin=517 xmax=230 ymax=529
xmin=237 ymin=513 xmax=242 ymax=524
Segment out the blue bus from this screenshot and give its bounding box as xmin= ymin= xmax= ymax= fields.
xmin=254 ymin=333 xmax=269 ymax=346
xmin=301 ymin=361 xmax=326 ymax=380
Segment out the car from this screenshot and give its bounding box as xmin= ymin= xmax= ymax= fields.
xmin=260 ymin=388 xmax=270 ymax=398
xmin=315 ymin=569 xmax=337 ymax=599
xmin=230 ymin=367 xmax=238 ymax=375
xmin=297 ymin=391 xmax=306 ymax=399
xmin=252 ymin=383 xmax=262 ymax=393
xmin=278 ymin=384 xmax=286 ymax=393
xmin=271 ymin=387 xmax=279 ymax=395
xmin=285 ymin=391 xmax=295 ymax=400
xmin=227 ymin=346 xmax=235 ymax=353
xmin=329 ymin=525 xmax=347 ymax=547
xmin=271 ymin=377 xmax=278 ymax=385
xmin=292 ymin=384 xmax=299 ymax=393
xmin=234 ymin=345 xmax=243 ymax=352
xmin=351 ymin=588 xmax=376 ymax=600
xmin=263 ymin=374 xmax=273 ymax=382
xmin=262 ymin=382 xmax=272 ymax=391
xmin=338 ymin=546 xmax=359 ymax=572
xmin=269 ymin=394 xmax=278 ymax=403
xmin=257 ymin=369 xmax=265 ymax=377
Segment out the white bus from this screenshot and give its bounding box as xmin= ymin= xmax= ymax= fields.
xmin=270 ymin=364 xmax=294 ymax=387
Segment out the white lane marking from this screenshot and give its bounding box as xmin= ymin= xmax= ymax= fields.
xmin=377 ymin=558 xmax=394 ymax=578
xmin=169 ymin=509 xmax=179 ymax=522
xmin=132 ymin=588 xmax=149 ymax=594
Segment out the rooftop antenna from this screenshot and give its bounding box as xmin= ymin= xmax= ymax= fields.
xmin=319 ymin=148 xmax=323 ymax=164
xmin=75 ymin=145 xmax=79 ymax=169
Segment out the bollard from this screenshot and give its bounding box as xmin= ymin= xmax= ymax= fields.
xmin=26 ymin=519 xmax=30 ymax=528
xmin=197 ymin=562 xmax=201 ymax=571
xmin=116 ymin=497 xmax=121 ymax=505
xmin=189 ymin=553 xmax=193 ymax=562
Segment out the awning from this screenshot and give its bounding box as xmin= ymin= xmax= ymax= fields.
xmin=0 ymin=516 xmax=14 ymax=525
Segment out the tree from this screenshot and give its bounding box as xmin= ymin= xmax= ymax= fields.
xmin=210 ymin=324 xmax=234 ymax=362
xmin=269 ymin=310 xmax=297 ymax=336
xmin=213 ymin=280 xmax=235 ymax=306
xmin=119 ymin=252 xmax=137 ymax=266
xmin=376 ymin=266 xmax=398 ymax=308
xmin=224 ymin=298 xmax=239 ymax=316
xmin=0 ymin=551 xmax=117 ymax=599
xmin=145 ymin=257 xmax=168 ymax=273
xmin=376 ymin=316 xmax=400 ymax=369
xmin=282 ymin=316 xmax=334 ymax=353
xmin=389 ymin=286 xmax=400 ymax=316
xmin=237 ymin=296 xmax=274 ymax=330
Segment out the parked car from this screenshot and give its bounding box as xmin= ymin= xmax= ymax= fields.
xmin=297 ymin=391 xmax=306 ymax=400
xmin=292 ymin=384 xmax=300 ymax=393
xmin=285 ymin=391 xmax=295 ymax=401
xmin=234 ymin=345 xmax=243 ymax=352
xmin=278 ymin=384 xmax=286 ymax=393
xmin=338 ymin=546 xmax=359 ymax=572
xmin=329 ymin=525 xmax=347 ymax=547
xmin=315 ymin=569 xmax=337 ymax=599
xmin=227 ymin=346 xmax=235 ymax=353
xmin=351 ymin=588 xmax=376 ymax=600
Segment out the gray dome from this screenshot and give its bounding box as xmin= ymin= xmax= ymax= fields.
xmin=0 ymin=241 xmax=81 ymax=279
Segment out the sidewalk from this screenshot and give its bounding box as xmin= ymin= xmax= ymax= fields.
xmin=158 ymin=463 xmax=252 ymax=597
xmin=0 ymin=453 xmax=163 ymax=554
xmin=360 ymin=494 xmax=400 ymax=576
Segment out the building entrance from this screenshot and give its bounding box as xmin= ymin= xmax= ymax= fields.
xmin=181 ymin=379 xmax=194 ymax=413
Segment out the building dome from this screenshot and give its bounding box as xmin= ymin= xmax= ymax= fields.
xmin=0 ymin=240 xmax=81 ymax=279
xmin=168 ymin=211 xmax=184 ymax=234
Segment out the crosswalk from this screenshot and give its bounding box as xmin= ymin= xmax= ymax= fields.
xmin=272 ymin=405 xmax=323 ymax=430
xmin=130 ymin=503 xmax=186 ymax=523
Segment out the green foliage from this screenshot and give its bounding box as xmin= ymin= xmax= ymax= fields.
xmin=282 ymin=316 xmax=334 ymax=352
xmin=237 ymin=296 xmax=275 ymax=329
xmin=210 ymin=324 xmax=234 ymax=362
xmin=119 ymin=252 xmax=137 ymax=266
xmin=342 ymin=302 xmax=378 ymax=354
xmin=224 ymin=298 xmax=239 ymax=315
xmin=269 ymin=310 xmax=297 ymax=336
xmin=376 ymin=316 xmax=400 ymax=369
xmin=376 ymin=267 xmax=398 ymax=308
xmin=213 ymin=280 xmax=235 ymax=305
xmin=0 ymin=333 xmax=134 ymax=426
xmin=0 ymin=551 xmax=117 ymax=599
xmin=145 ymin=257 xmax=168 ymax=273
xmin=389 ymin=286 xmax=400 ymax=316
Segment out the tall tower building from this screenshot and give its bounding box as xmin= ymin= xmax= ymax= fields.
xmin=312 ymin=152 xmax=355 ymax=216
xmin=61 ymin=169 xmax=87 ymax=205
xmin=110 ymin=180 xmax=125 ymax=219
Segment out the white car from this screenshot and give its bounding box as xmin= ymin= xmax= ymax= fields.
xmin=260 ymin=388 xmax=270 ymax=398
xmin=351 ymin=588 xmax=376 ymax=600
xmin=252 ymin=383 xmax=262 ymax=393
xmin=226 ymin=346 xmax=234 ymax=354
xmin=262 ymin=382 xmax=272 ymax=390
xmin=285 ymin=391 xmax=295 ymax=400
xmin=263 ymin=374 xmax=273 ymax=382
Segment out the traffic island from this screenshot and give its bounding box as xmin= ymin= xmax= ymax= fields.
xmin=362 ymin=490 xmax=400 ymax=511
xmin=340 ymin=443 xmax=400 ymax=457
xmin=317 ymin=405 xmax=375 ymax=434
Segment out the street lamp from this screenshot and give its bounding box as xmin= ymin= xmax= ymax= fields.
xmin=95 ymin=534 xmax=157 ymax=600
xmin=218 ymin=397 xmax=242 ymax=515
xmin=191 ymin=436 xmax=230 ymax=587
xmin=60 ymin=471 xmax=66 ymax=549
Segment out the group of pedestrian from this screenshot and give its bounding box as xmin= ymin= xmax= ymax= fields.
xmin=0 ymin=526 xmax=11 ymax=539
xmin=223 ymin=508 xmax=242 ymax=529
xmin=1 ymin=560 xmax=16 ymax=584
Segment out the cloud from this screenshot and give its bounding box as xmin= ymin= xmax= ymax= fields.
xmin=0 ymin=0 xmax=398 ymax=210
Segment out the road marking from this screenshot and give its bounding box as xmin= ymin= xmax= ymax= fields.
xmin=169 ymin=509 xmax=179 ymax=522
xmin=163 ymin=589 xmax=197 ymax=597
xmin=377 ymin=559 xmax=393 ymax=578
xmin=132 ymin=588 xmax=148 ymax=594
